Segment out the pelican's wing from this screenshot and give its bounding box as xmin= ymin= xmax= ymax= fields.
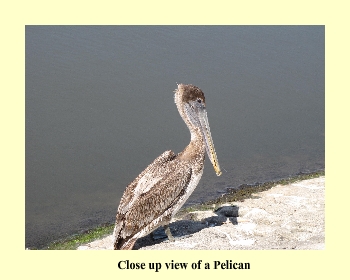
xmin=117 ymin=150 xmax=176 ymax=215
xmin=116 ymin=162 xmax=193 ymax=240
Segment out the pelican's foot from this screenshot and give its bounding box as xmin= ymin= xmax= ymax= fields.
xmin=152 ymin=226 xmax=193 ymax=242
xmin=150 ymin=227 xmax=172 ymax=241
xmin=164 ymin=225 xmax=175 ymax=242
xmin=151 ymin=225 xmax=177 ymax=241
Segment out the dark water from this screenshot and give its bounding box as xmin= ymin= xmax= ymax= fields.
xmin=25 ymin=26 xmax=324 ymax=248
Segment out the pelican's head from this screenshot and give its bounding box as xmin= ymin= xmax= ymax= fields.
xmin=175 ymin=84 xmax=222 ymax=176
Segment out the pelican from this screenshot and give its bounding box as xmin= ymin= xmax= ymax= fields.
xmin=113 ymin=84 xmax=221 ymax=250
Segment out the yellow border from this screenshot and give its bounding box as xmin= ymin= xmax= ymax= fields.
xmin=1 ymin=0 xmax=347 ymax=279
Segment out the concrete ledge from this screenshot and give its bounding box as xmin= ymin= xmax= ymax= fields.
xmin=77 ymin=176 xmax=325 ymax=250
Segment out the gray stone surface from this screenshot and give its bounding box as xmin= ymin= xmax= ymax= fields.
xmin=77 ymin=176 xmax=325 ymax=250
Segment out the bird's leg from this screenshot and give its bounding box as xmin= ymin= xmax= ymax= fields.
xmin=164 ymin=224 xmax=175 ymax=242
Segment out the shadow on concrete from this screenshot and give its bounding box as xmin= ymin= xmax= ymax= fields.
xmin=133 ymin=205 xmax=239 ymax=250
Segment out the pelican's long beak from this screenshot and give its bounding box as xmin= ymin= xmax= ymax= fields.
xmin=198 ymin=109 xmax=222 ymax=176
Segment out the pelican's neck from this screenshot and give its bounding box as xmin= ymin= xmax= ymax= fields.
xmin=175 ymin=94 xmax=205 ymax=161
xmin=175 ymin=93 xmax=200 ymax=140
xmin=189 ymin=127 xmax=202 ymax=142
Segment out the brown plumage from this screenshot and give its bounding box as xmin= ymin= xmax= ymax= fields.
xmin=113 ymin=84 xmax=221 ymax=250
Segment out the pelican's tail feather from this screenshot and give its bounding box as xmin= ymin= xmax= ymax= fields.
xmin=113 ymin=219 xmax=137 ymax=250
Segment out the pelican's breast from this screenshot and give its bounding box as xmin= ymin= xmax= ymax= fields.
xmin=170 ymin=167 xmax=203 ymax=215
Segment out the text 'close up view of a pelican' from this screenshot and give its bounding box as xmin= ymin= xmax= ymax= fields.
xmin=113 ymin=84 xmax=221 ymax=250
